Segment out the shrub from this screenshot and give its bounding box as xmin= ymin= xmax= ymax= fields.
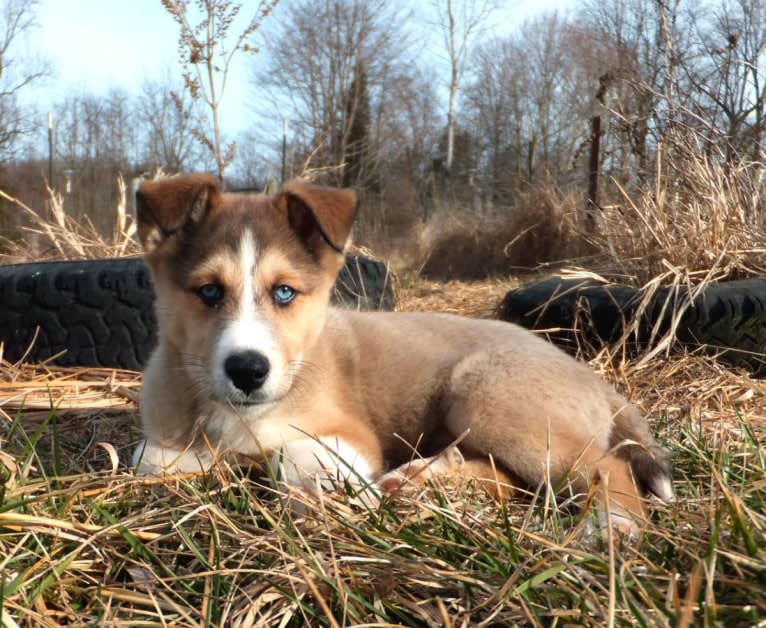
xmin=418 ymin=187 xmax=586 ymax=280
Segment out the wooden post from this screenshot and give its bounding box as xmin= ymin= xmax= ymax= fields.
xmin=587 ymin=114 xmax=601 ymax=233
xmin=586 ymin=72 xmax=612 ymax=233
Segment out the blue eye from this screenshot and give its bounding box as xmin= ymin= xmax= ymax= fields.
xmin=272 ymin=284 xmax=297 ymax=305
xmin=197 ymin=283 xmax=224 ymax=307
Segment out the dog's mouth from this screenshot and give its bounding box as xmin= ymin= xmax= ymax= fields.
xmin=212 ymin=391 xmax=284 ymax=411
xmin=215 ymin=395 xmax=269 ymax=408
xmin=208 ymin=375 xmax=276 ymax=408
xmin=230 ymin=399 xmax=267 ymax=408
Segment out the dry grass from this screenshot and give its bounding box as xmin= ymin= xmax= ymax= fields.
xmin=589 ymin=140 xmax=766 ymax=286
xmin=413 ymin=139 xmax=766 ymax=291
xmin=1 ymin=153 xmax=765 ymax=624
xmin=396 ymin=277 xmax=519 ymax=318
xmin=0 ymin=176 xmax=140 ymax=264
xmin=416 ymin=187 xmax=588 ymax=281
xmin=1 ymin=280 xmax=765 ymax=626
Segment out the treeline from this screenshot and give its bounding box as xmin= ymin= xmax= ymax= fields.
xmin=1 ymin=76 xmax=211 ymax=234
xmin=1 ymin=0 xmax=765 ymax=243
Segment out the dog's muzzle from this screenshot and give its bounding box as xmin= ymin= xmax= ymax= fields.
xmin=224 ymin=350 xmax=271 ymax=396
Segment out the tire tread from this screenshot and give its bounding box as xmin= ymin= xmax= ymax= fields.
xmin=0 ymin=255 xmax=394 ymax=369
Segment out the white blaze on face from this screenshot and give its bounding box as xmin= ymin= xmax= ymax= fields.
xmin=213 ymin=229 xmax=284 ymax=403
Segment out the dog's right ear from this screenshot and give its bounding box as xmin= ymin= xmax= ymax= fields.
xmin=136 ymin=174 xmax=221 ymax=254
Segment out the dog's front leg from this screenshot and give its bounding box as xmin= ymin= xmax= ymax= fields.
xmin=270 ymin=436 xmax=381 ymax=506
xmin=132 ymin=439 xmax=213 ymax=475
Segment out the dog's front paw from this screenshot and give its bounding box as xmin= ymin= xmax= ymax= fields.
xmin=268 ymin=436 xmax=380 ymax=512
xmin=132 ymin=439 xmax=212 ymax=475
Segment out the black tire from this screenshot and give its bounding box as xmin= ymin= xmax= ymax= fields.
xmin=498 ymin=276 xmax=766 ymax=375
xmin=677 ymin=279 xmax=766 ymax=374
xmin=0 ymin=255 xmax=395 ymax=370
xmin=496 ymin=277 xmax=647 ymax=353
xmin=334 ymin=254 xmax=396 ymax=311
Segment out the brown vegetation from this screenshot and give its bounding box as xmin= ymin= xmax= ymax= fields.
xmin=589 ymin=139 xmax=766 ymax=285
xmin=410 ymin=130 xmax=766 ymax=286
xmin=416 ymin=187 xmax=588 ymax=280
xmin=0 ymin=180 xmax=139 ymax=264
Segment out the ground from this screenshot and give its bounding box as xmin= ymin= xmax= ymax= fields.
xmin=1 ymin=276 xmax=765 ymax=626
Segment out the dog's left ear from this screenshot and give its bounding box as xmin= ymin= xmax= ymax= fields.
xmin=276 ymin=180 xmax=358 ymax=256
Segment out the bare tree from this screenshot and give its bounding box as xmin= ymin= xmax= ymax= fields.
xmin=464 ymin=13 xmax=597 ymax=204
xmin=229 ymin=128 xmax=271 ymax=189
xmin=430 ymin=0 xmax=496 ymax=176
xmin=464 ymin=37 xmax=523 ymax=204
xmin=378 ymin=65 xmax=440 ymax=183
xmin=681 ymin=0 xmax=766 ymax=164
xmin=53 ymin=89 xmax=137 ymax=233
xmin=256 ymin=0 xmax=419 ymax=189
xmin=162 ymin=0 xmax=278 ymax=186
xmin=137 ymin=72 xmax=208 ymax=173
xmin=0 ymin=0 xmax=48 ymax=163
xmin=578 ymin=0 xmax=684 ymax=181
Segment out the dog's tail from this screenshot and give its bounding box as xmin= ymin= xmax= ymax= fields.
xmin=609 ymin=399 xmax=674 ymax=502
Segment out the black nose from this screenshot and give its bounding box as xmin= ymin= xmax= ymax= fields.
xmin=224 ymin=351 xmax=271 ymax=395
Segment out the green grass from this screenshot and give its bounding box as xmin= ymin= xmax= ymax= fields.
xmin=1 ymin=407 xmax=764 ymax=627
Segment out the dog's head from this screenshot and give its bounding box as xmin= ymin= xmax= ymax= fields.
xmin=136 ymin=174 xmax=357 ymax=411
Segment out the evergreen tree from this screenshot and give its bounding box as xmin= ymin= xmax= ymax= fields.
xmin=343 ymin=62 xmax=378 ymax=191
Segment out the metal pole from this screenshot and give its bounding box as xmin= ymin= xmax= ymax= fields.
xmin=281 ymin=118 xmax=288 ymax=184
xmin=48 ymin=112 xmax=54 ymax=185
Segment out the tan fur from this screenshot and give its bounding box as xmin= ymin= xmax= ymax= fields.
xmin=134 ymin=174 xmax=673 ymax=537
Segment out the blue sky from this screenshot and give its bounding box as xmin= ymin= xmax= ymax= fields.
xmin=29 ymin=0 xmax=574 ymax=138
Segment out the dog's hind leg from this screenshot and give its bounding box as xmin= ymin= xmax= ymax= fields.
xmin=441 ymin=348 xmax=655 ymax=535
xmin=377 ymin=445 xmax=517 ymax=499
xmin=609 ymin=401 xmax=674 ymax=503
xmin=569 ymin=445 xmax=648 ymax=536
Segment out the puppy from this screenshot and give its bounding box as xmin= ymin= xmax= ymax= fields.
xmin=132 ymin=174 xmax=673 ymax=535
